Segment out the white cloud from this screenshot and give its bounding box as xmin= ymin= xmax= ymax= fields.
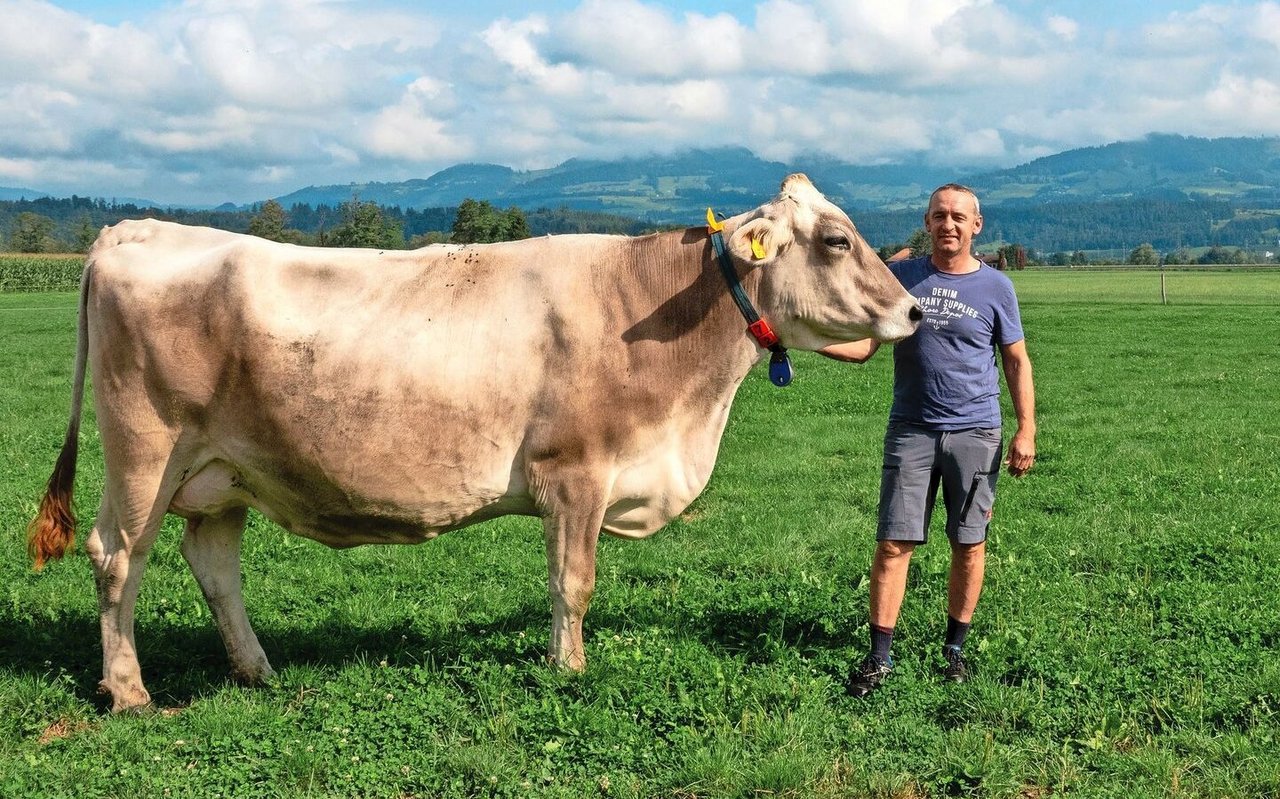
xmin=552 ymin=0 xmax=745 ymax=77
xmin=365 ymin=78 xmax=471 ymax=161
xmin=1204 ymin=70 xmax=1280 ymax=133
xmin=1047 ymin=15 xmax=1079 ymax=42
xmin=2 ymin=0 xmax=1280 ymax=204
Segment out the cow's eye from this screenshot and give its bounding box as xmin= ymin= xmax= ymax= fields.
xmin=824 ymin=235 xmax=851 ymax=251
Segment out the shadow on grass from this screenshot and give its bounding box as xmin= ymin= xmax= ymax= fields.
xmin=0 ymin=601 xmax=556 ymax=711
xmin=1 ymin=580 xmax=860 ymax=712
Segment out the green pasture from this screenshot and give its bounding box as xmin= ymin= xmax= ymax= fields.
xmin=1011 ymin=268 xmax=1280 ymax=306
xmin=2 ymin=272 xmax=1279 ymax=798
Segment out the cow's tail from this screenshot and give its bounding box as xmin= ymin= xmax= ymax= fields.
xmin=28 ymin=259 xmax=93 ymax=570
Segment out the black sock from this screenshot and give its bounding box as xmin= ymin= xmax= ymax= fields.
xmin=944 ymin=616 xmax=970 ymax=651
xmin=870 ymin=624 xmax=895 ymax=662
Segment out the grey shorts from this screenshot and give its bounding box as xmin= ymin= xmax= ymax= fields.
xmin=877 ymin=423 xmax=1004 ymax=545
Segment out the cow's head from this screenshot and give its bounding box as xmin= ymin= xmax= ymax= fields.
xmin=725 ymin=174 xmax=920 ymax=349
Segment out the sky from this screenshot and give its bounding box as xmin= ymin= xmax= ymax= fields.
xmin=2 ymin=0 xmax=1277 ymax=206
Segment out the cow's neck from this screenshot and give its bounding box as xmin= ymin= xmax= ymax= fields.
xmin=611 ymin=226 xmax=765 ymax=391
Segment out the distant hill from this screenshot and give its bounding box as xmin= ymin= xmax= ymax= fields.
xmin=0 ymin=187 xmax=51 ymax=202
xmin=972 ymin=134 xmax=1280 ymax=205
xmin=269 ymin=134 xmax=1280 ymax=222
xmin=273 ymin=147 xmax=946 ymax=220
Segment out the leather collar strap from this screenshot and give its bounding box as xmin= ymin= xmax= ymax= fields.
xmin=707 ymin=216 xmax=793 ymax=387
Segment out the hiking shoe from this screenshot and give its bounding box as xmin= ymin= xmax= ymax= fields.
xmin=942 ymin=646 xmax=970 ymax=683
xmin=847 ymin=654 xmax=893 ymax=697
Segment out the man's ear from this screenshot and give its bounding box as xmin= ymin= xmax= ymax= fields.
xmin=728 ymin=218 xmax=791 ymax=264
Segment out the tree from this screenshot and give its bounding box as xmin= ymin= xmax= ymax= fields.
xmin=1048 ymin=251 xmax=1071 ymax=267
xmin=998 ymin=244 xmax=1027 ymax=270
xmin=249 ymin=200 xmax=288 ymax=242
xmin=1197 ymin=246 xmax=1251 ymax=265
xmin=1128 ymin=242 xmax=1159 ymax=265
xmin=501 ymin=207 xmax=531 ymax=241
xmin=905 ymin=228 xmax=932 ymax=257
xmin=450 ymin=198 xmax=494 ymax=244
xmin=10 ymin=212 xmax=57 ymax=253
xmin=1163 ymin=247 xmax=1193 ymax=265
xmin=329 ymin=199 xmax=404 ymax=249
xmin=1070 ymin=250 xmax=1089 ymax=266
xmin=72 ymin=214 xmax=99 ymax=253
xmin=451 ymin=199 xmax=531 ymax=244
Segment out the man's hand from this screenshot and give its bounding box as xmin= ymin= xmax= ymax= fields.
xmin=1005 ymin=427 xmax=1036 ymax=477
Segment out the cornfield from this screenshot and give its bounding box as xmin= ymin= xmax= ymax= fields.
xmin=0 ymin=253 xmax=85 ymax=292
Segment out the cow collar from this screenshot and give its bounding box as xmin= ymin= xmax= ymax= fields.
xmin=706 ymin=208 xmax=793 ymax=387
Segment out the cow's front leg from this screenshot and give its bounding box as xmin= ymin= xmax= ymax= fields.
xmin=537 ymin=474 xmax=607 ymax=671
xmin=543 ymin=515 xmax=602 ymax=670
xmin=180 ymin=508 xmax=275 ymax=685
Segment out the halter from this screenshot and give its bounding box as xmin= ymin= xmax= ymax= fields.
xmin=706 ymin=208 xmax=793 ymax=387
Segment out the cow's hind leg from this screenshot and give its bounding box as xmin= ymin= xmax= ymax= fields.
xmin=84 ymin=493 xmax=164 ymax=712
xmin=180 ymin=508 xmax=275 ymax=685
xmin=537 ymin=474 xmax=607 ymax=671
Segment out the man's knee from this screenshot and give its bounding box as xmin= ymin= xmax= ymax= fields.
xmin=876 ymin=539 xmax=918 ymax=560
xmin=949 ymin=539 xmax=985 ymax=565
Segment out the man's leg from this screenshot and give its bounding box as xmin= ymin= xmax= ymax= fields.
xmin=946 ymin=539 xmax=985 ymax=625
xmin=940 ymin=540 xmax=985 ymax=682
xmin=939 ymin=427 xmax=1002 ymax=682
xmin=850 ymin=424 xmax=938 ymax=697
xmin=871 ymin=539 xmax=918 ymax=630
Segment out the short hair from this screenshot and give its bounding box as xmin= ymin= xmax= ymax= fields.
xmin=929 ymin=183 xmax=981 ymax=217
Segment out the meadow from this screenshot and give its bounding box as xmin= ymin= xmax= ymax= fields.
xmin=1 ymin=271 xmax=1278 ymax=798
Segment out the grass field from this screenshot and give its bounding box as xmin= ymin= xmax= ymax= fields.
xmin=1010 ymin=268 xmax=1280 ymax=306
xmin=1 ymin=272 xmax=1279 ymax=798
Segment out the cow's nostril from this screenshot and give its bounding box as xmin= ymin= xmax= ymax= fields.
xmin=909 ymin=305 xmax=923 ymax=322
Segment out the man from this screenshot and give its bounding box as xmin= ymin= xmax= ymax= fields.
xmin=821 ymin=183 xmax=1036 ymax=696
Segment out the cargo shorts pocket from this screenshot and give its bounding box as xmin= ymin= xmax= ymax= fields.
xmin=958 ymin=468 xmax=1000 ymax=530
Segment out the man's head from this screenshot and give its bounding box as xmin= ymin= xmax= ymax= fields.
xmin=924 ymin=183 xmax=983 ymax=261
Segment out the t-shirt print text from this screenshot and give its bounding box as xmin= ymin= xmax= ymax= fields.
xmin=918 ymin=286 xmax=980 ymax=329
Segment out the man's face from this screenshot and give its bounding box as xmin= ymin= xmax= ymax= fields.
xmin=924 ymin=189 xmax=983 ymax=259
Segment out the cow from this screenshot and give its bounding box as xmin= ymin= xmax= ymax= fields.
xmin=28 ymin=174 xmax=921 ymax=712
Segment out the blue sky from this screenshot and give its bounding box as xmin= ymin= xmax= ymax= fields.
xmin=3 ymin=1 xmax=1276 ymax=205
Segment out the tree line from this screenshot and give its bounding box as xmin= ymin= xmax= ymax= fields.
xmin=0 ymin=195 xmax=656 ymax=254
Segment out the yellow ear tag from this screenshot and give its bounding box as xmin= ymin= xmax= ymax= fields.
xmin=706 ymin=207 xmax=724 ymax=233
xmin=750 ymin=235 xmax=767 ymax=260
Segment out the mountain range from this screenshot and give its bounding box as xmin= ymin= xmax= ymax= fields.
xmin=266 ymin=134 xmax=1280 ymax=221
xmin=5 ymin=134 xmax=1279 ymax=217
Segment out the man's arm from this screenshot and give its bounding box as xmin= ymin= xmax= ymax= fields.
xmin=818 ymin=339 xmax=881 ymax=364
xmin=1000 ymin=339 xmax=1036 ymax=477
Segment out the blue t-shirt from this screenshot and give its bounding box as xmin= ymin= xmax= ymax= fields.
xmin=888 ymin=256 xmax=1025 ymax=430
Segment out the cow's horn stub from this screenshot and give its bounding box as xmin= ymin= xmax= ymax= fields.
xmin=780 ymin=173 xmax=814 ymax=193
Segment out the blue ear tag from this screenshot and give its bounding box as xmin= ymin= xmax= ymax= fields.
xmin=769 ymin=350 xmax=793 ymax=387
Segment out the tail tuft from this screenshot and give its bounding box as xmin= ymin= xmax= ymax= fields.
xmin=28 ymin=438 xmax=79 ymax=570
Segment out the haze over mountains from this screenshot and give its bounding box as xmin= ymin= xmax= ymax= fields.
xmin=4 ymin=135 xmax=1278 ymax=221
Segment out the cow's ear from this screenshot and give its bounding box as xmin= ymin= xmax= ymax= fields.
xmin=729 ymin=218 xmax=792 ymax=264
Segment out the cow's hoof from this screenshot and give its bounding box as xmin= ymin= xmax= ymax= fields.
xmin=100 ymin=680 xmax=153 ymax=714
xmin=230 ymin=662 xmax=276 ymax=686
xmin=546 ymin=652 xmax=587 ymax=673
